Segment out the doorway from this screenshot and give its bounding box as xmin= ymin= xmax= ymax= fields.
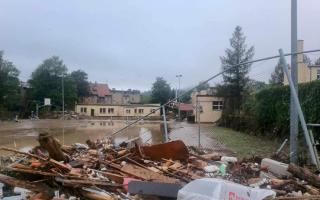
xmin=91 ymin=109 xmax=95 ymax=117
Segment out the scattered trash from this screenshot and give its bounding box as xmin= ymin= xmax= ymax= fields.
xmin=0 ymin=134 xmax=319 ymax=199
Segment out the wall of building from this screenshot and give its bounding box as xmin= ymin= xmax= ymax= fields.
xmin=194 ymin=96 xmax=223 ymax=123
xmin=283 ymin=40 xmax=320 ymax=84
xmin=83 ymin=96 xmax=112 ymax=104
xmin=111 ymin=90 xmax=141 ymax=105
xmin=75 ymin=104 xmax=160 ymax=118
xmin=191 ymin=90 xmax=224 ymax=123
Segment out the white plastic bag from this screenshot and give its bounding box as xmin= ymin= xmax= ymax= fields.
xmin=177 ymin=178 xmax=276 ymax=200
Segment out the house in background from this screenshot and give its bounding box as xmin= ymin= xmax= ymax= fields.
xmin=191 ymin=88 xmax=224 ymax=123
xmin=284 ymin=40 xmax=320 ymax=85
xmin=77 ymin=82 xmax=159 ymax=119
xmin=110 ymin=89 xmax=141 ymax=105
xmin=83 ymin=83 xmax=112 ymax=104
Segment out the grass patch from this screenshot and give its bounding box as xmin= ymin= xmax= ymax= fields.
xmin=209 ymin=126 xmax=282 ymax=159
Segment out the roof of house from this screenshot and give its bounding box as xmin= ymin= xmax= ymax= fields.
xmin=90 ymin=83 xmax=110 ymax=97
xmin=178 ymin=103 xmax=193 ymax=111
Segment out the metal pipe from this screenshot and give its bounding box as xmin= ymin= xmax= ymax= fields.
xmin=290 ymin=0 xmax=298 ymax=164
xmin=197 ymin=96 xmax=201 ymax=148
xmin=162 ymin=106 xmax=168 ymax=142
xmin=279 ymin=49 xmax=318 ymax=168
xmin=176 ymin=74 xmax=182 ymax=121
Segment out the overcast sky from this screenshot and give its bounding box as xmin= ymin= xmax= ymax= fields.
xmin=1 ymin=0 xmax=320 ymax=91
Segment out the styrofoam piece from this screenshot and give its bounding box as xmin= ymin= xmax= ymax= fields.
xmin=261 ymin=158 xmax=292 ymax=178
xmin=177 ymin=178 xmax=276 ymax=200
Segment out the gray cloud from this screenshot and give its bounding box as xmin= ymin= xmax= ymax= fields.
xmin=0 ymin=0 xmax=319 ymax=91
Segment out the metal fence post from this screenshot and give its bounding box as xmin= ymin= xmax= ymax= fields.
xmin=279 ymin=49 xmax=319 ymax=168
xmin=162 ymin=106 xmax=168 ymax=142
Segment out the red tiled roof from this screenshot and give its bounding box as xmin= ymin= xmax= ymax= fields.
xmin=178 ymin=103 xmax=193 ymax=111
xmin=90 ymin=83 xmax=110 ymax=97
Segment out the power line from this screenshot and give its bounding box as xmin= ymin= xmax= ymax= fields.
xmin=109 ymin=49 xmax=320 ymax=137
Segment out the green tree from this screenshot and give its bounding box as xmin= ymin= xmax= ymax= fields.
xmin=315 ymin=57 xmax=320 ymax=65
xmin=269 ymin=59 xmax=284 ymax=86
xmin=71 ymin=70 xmax=89 ymax=99
xmin=0 ymin=51 xmax=21 ymax=117
xmin=151 ymin=77 xmax=171 ymax=105
xmin=220 ymin=26 xmax=255 ymax=115
xmin=29 ymin=56 xmax=77 ymax=111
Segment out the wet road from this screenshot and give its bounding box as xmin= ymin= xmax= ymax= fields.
xmin=169 ymin=121 xmax=234 ymax=155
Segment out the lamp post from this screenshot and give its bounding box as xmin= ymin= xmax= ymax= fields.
xmin=57 ymin=74 xmax=65 ymax=120
xmin=62 ymin=74 xmax=64 ymax=121
xmin=176 ymin=74 xmax=182 ymax=121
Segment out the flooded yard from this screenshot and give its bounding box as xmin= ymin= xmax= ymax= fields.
xmin=0 ymin=119 xmax=163 ymax=153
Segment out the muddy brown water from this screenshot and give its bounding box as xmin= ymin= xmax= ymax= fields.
xmin=0 ymin=119 xmax=163 ymax=153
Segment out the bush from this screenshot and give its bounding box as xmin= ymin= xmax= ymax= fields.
xmin=243 ymin=80 xmax=320 ymax=138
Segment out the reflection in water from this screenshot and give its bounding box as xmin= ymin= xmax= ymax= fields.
xmin=0 ymin=120 xmax=162 ymax=153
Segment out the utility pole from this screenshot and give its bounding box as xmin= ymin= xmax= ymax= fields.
xmin=290 ymin=0 xmax=298 ymax=164
xmin=176 ymin=74 xmax=182 ymax=121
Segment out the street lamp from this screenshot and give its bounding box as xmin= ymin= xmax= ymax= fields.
xmin=57 ymin=74 xmax=65 ymax=120
xmin=176 ymin=74 xmax=182 ymax=121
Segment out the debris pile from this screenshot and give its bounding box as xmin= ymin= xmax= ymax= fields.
xmin=0 ymin=133 xmax=319 ymax=200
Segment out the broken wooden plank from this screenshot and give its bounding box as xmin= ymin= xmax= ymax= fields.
xmin=0 ymin=147 xmax=70 ymax=173
xmin=288 ymin=164 xmax=320 ymax=188
xmin=55 ymin=177 xmax=121 ymax=187
xmin=38 ymin=133 xmax=68 ymax=162
xmin=121 ymin=163 xmax=179 ymax=184
xmin=0 ymin=174 xmax=52 ymax=196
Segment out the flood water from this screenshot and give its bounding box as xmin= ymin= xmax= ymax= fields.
xmin=0 ymin=119 xmax=163 ymax=153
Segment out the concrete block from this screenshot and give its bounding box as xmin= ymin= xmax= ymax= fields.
xmin=260 ymin=158 xmax=292 ymax=178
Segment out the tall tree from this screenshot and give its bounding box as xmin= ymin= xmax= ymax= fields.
xmin=29 ymin=56 xmax=77 ymax=110
xmin=0 ymin=51 xmax=21 ymax=116
xmin=220 ymin=26 xmax=254 ymax=115
xmin=269 ymin=59 xmax=284 ymax=86
xmin=151 ymin=77 xmax=171 ymax=105
xmin=71 ymin=70 xmax=89 ymax=99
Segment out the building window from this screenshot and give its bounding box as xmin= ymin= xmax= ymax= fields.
xmin=138 ymin=109 xmax=144 ymax=114
xmin=100 ymin=108 xmax=106 ymax=113
xmin=108 ymin=108 xmax=114 ymax=114
xmin=80 ymin=107 xmax=87 ymax=113
xmin=212 ymin=101 xmax=223 ymax=110
xmin=134 ymin=109 xmax=137 ymax=113
xmin=317 ymin=69 xmax=320 ymax=80
xmin=126 ymin=109 xmax=131 ymax=114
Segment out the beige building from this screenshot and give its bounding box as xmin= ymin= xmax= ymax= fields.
xmin=284 ymin=40 xmax=320 ymax=85
xmin=191 ymin=89 xmax=224 ymax=123
xmin=75 ymin=103 xmax=160 ymax=119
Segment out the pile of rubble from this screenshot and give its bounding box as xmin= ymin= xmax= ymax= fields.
xmin=0 ymin=133 xmax=320 ymax=200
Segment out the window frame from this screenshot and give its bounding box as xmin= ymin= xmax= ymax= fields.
xmin=108 ymin=108 xmax=114 ymax=114
xmin=212 ymin=101 xmax=223 ymax=111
